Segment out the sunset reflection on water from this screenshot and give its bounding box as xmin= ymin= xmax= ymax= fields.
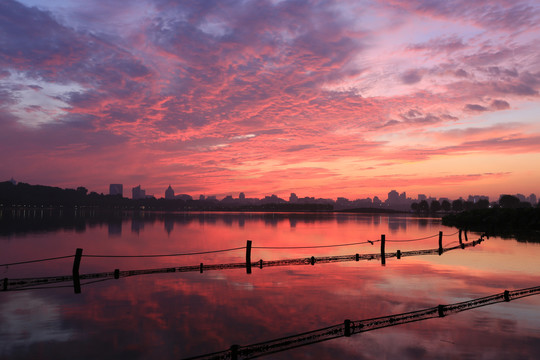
xmin=1 ymin=212 xmax=539 ymax=359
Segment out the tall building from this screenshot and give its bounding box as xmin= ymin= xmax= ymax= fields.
xmin=132 ymin=185 xmax=146 ymax=200
xmin=387 ymin=190 xmax=399 ymax=204
xmin=109 ymin=184 xmax=123 ymax=197
xmin=165 ymin=185 xmax=175 ymax=199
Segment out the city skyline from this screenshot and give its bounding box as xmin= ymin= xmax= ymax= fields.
xmin=1 ymin=1 xmax=539 ymax=200
xmin=120 ymin=182 xmax=537 ymax=206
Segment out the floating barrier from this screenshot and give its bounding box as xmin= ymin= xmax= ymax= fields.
xmin=184 ymin=285 xmax=540 ymax=360
xmin=2 ymin=231 xmax=483 ymax=293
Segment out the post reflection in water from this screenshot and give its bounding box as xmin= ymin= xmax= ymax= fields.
xmin=1 ymin=211 xmax=540 ymax=360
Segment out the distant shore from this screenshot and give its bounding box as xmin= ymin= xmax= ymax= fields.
xmin=442 ymin=208 xmax=540 ymax=240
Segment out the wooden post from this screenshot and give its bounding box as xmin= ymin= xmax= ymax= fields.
xmin=459 ymin=229 xmax=464 ymax=248
xmin=72 ymin=248 xmax=83 ymax=294
xmin=438 ymin=231 xmax=443 ymax=255
xmin=230 ymin=344 xmax=239 ymax=360
xmin=114 ymin=269 xmax=120 ymax=279
xmin=380 ymin=234 xmax=386 ymax=266
xmin=259 ymin=259 xmax=263 ymax=269
xmin=344 ymin=319 xmax=351 ymax=337
xmin=2 ymin=278 xmax=7 ymax=291
xmin=437 ymin=304 xmax=445 ymax=317
xmin=464 ymin=230 xmax=468 ymax=242
xmin=504 ymin=290 xmax=510 ymax=302
xmin=246 ymin=240 xmax=252 ymax=274
xmin=355 ymin=253 xmax=359 ymax=261
xmin=397 ymin=250 xmax=401 ymax=259
xmin=200 ymin=263 xmax=203 ymax=273
xmin=311 ymin=256 xmax=315 ymax=265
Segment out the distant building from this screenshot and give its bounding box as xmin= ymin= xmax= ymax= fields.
xmin=289 ymin=193 xmax=298 ymax=203
xmin=132 ymin=185 xmax=146 ymax=200
xmin=9 ymin=177 xmax=17 ymax=185
xmin=418 ymin=194 xmax=427 ymax=201
xmin=528 ymin=194 xmax=537 ymax=205
xmin=239 ymin=192 xmax=246 ymax=200
xmin=468 ymin=195 xmax=489 ymax=203
xmin=109 ymin=184 xmax=123 ymax=197
xmin=165 ymin=185 xmax=175 ymax=199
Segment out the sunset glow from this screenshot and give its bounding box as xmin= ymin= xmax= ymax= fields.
xmin=1 ymin=0 xmax=539 ymax=200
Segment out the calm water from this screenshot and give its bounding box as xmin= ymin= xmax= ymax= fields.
xmin=1 ymin=211 xmax=540 ymax=359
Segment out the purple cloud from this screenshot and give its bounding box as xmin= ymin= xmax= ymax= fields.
xmin=465 ymin=104 xmax=488 ymax=112
xmin=490 ymin=99 xmax=510 ymax=110
xmin=408 ymin=35 xmax=467 ymax=54
xmin=401 ymin=69 xmax=423 ymax=84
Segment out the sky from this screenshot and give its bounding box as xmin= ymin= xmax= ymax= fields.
xmin=1 ymin=0 xmax=539 ymax=201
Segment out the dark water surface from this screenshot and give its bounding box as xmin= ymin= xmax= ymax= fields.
xmin=1 ymin=210 xmax=539 ymax=359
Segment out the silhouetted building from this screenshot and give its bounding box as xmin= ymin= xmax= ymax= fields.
xmin=527 ymin=194 xmax=537 ymax=205
xmin=222 ymin=195 xmax=234 ymax=203
xmin=388 ymin=190 xmax=399 ymax=203
xmin=132 ymin=185 xmax=146 ymax=200
xmin=165 ymin=185 xmax=175 ymax=199
xmin=418 ymin=194 xmax=427 ymax=201
xmin=239 ymin=192 xmax=246 ymax=200
xmin=9 ymin=177 xmax=17 ymax=185
xmin=289 ymin=193 xmax=298 ymax=203
xmin=109 ymin=184 xmax=123 ymax=197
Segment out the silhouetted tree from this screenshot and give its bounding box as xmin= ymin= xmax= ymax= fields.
xmin=441 ymin=200 xmax=451 ymax=212
xmin=452 ymin=199 xmax=463 ymax=212
xmin=419 ymin=200 xmax=429 ymax=212
xmin=499 ymin=195 xmax=520 ymax=209
xmin=463 ymin=201 xmax=474 ymax=211
xmin=430 ymin=200 xmax=441 ymax=213
xmin=411 ymin=202 xmax=419 ymax=212
xmin=475 ymin=199 xmax=490 ymax=209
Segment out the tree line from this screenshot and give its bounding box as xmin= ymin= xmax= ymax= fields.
xmin=411 ymin=195 xmax=537 ymax=214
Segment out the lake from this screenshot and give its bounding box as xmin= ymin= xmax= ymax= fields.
xmin=1 ymin=210 xmax=539 ymax=359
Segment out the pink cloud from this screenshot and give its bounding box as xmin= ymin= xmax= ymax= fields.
xmin=1 ymin=0 xmax=539 ymax=199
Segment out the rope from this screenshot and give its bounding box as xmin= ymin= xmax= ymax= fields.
xmin=1 ymin=231 xmax=463 ymax=265
xmin=385 ymin=233 xmax=439 ymax=242
xmin=0 ymin=255 xmax=74 ymax=267
xmin=253 ymin=241 xmax=377 ymax=250
xmin=3 ymin=238 xmax=486 ymax=292
xmin=82 ymin=246 xmax=246 ymax=258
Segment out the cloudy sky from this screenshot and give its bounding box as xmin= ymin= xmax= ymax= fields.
xmin=1 ymin=0 xmax=539 ymax=200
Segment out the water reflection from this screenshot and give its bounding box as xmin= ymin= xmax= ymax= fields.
xmin=1 ymin=209 xmax=438 ymax=237
xmin=1 ymin=211 xmax=540 ymax=359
